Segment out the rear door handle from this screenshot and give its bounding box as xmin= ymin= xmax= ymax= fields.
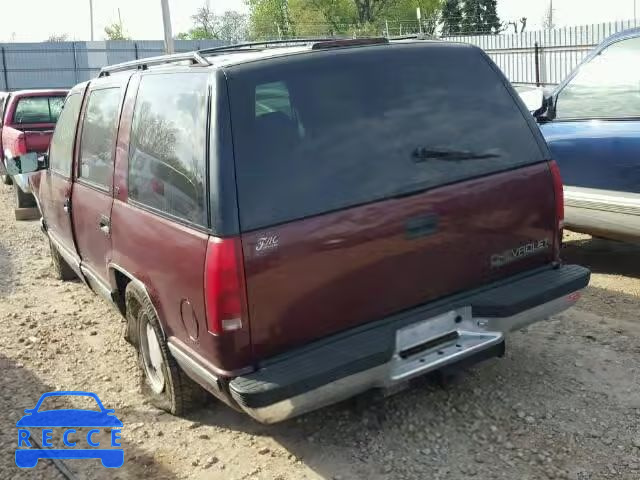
xmin=99 ymin=214 xmax=111 ymax=235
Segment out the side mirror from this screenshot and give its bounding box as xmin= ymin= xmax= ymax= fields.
xmin=4 ymin=151 xmax=46 ymax=175
xmin=518 ymin=87 xmax=545 ymax=114
xmin=533 ymin=95 xmax=556 ymax=124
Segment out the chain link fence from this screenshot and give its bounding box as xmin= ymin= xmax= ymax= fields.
xmin=446 ymin=18 xmax=640 ymax=86
xmin=1 ymin=19 xmax=639 ymax=90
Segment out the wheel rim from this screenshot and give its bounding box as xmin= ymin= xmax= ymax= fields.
xmin=141 ymin=316 xmax=165 ymax=394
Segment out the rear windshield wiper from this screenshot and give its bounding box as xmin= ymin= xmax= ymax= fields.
xmin=411 ymin=147 xmax=500 ymax=162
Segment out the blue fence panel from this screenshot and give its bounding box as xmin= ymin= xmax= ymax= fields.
xmin=0 ymin=39 xmax=227 ymax=91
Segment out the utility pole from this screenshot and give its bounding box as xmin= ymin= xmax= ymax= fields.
xmin=89 ymin=0 xmax=94 ymax=41
xmin=160 ymin=0 xmax=175 ymax=54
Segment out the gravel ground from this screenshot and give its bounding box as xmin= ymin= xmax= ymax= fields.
xmin=0 ymin=182 xmax=639 ymax=480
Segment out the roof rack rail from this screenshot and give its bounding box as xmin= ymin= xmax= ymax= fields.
xmin=310 ymin=37 xmax=388 ymax=49
xmin=98 ymin=51 xmax=210 ymax=77
xmin=197 ymin=38 xmax=344 ymax=55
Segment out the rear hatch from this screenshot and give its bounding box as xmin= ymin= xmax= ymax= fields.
xmin=225 ymin=42 xmax=558 ymax=360
xmin=10 ymin=94 xmax=65 ymax=153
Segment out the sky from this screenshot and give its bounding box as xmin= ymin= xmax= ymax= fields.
xmin=0 ymin=0 xmax=638 ymax=42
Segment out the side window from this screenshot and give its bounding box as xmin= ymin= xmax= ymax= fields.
xmin=128 ymin=73 xmax=208 ymax=226
xmin=255 ymin=81 xmax=293 ymax=118
xmin=78 ymin=88 xmax=121 ymax=188
xmin=49 ymin=94 xmax=82 ymax=176
xmin=557 ymin=36 xmax=640 ymax=120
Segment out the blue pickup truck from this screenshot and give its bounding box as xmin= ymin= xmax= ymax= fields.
xmin=533 ymin=28 xmax=640 ymax=243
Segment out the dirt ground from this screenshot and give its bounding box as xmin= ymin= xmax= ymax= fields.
xmin=0 ymin=183 xmax=639 ymax=480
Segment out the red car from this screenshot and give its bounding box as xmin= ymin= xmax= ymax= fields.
xmin=0 ymin=89 xmax=68 ymax=211
xmin=9 ymin=38 xmax=590 ymax=423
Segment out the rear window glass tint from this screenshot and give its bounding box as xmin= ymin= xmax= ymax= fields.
xmin=128 ymin=73 xmax=208 ymax=226
xmin=227 ymin=44 xmax=544 ymax=231
xmin=13 ymin=96 xmax=65 ymax=124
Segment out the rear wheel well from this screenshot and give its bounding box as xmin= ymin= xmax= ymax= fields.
xmin=113 ymin=269 xmax=132 ymax=318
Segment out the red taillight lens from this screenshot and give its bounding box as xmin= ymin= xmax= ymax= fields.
xmin=15 ymin=134 xmax=27 ymax=156
xmin=549 ymin=160 xmax=564 ymax=227
xmin=549 ymin=160 xmax=564 ymax=260
xmin=204 ymin=237 xmax=244 ymax=335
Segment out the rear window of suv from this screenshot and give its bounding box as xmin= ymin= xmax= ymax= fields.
xmin=13 ymin=96 xmax=65 ymax=124
xmin=226 ymin=43 xmax=546 ymax=231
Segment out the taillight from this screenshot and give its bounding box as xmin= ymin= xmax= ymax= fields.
xmin=204 ymin=237 xmax=244 ymax=335
xmin=549 ymin=160 xmax=564 ymax=261
xmin=15 ymin=134 xmax=27 ymax=156
xmin=549 ymin=160 xmax=564 ymax=228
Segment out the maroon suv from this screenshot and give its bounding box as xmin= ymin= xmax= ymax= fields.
xmin=9 ymin=38 xmax=590 ymax=423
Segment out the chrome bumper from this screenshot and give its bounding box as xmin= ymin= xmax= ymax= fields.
xmin=238 ymin=291 xmax=582 ymax=424
xmin=11 ymin=173 xmax=33 ymax=194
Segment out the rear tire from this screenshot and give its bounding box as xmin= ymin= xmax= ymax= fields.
xmin=125 ymin=282 xmax=206 ymax=415
xmin=14 ymin=184 xmax=36 ymax=209
xmin=50 ymin=239 xmax=76 ymax=281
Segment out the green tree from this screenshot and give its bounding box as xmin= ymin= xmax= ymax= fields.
xmin=440 ymin=0 xmax=462 ymax=35
xmin=247 ymin=0 xmax=444 ymax=39
xmin=104 ymin=22 xmax=130 ymax=40
xmin=177 ymin=6 xmax=249 ymax=42
xmin=218 ymin=11 xmax=249 ymax=42
xmin=177 ymin=4 xmax=219 ymax=39
xmin=304 ymin=0 xmax=355 ymax=35
xmin=384 ymin=0 xmax=442 ymax=35
xmin=248 ymin=0 xmax=295 ymax=39
xmin=483 ymin=0 xmax=501 ymax=33
xmin=352 ymin=0 xmax=392 ymax=24
xmin=461 ymin=0 xmax=500 ymax=34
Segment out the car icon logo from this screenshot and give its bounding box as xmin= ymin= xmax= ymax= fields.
xmin=15 ymin=391 xmax=123 ymax=468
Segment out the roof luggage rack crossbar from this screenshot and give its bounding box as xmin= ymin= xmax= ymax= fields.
xmin=310 ymin=37 xmax=388 ymax=49
xmin=98 ymin=51 xmax=210 ymax=77
xmin=197 ymin=38 xmax=344 ymax=55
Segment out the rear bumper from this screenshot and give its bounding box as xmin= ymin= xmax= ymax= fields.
xmin=229 ymin=265 xmax=589 ymax=423
xmin=188 ymin=264 xmax=589 ymax=423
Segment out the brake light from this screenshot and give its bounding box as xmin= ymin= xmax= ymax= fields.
xmin=549 ymin=160 xmax=564 ymax=228
xmin=15 ymin=134 xmax=27 ymax=156
xmin=204 ymin=237 xmax=244 ymax=335
xmin=549 ymin=160 xmax=564 ymax=261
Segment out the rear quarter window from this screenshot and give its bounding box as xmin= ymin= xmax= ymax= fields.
xmin=128 ymin=73 xmax=209 ymax=227
xmin=226 ymin=43 xmax=545 ymax=231
xmin=78 ymin=88 xmax=121 ymax=188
